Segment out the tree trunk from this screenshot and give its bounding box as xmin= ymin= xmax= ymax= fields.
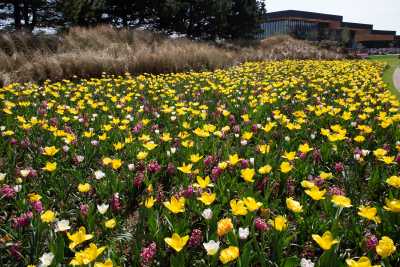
xmin=13 ymin=0 xmax=22 ymax=30
xmin=21 ymin=0 xmax=29 ymax=30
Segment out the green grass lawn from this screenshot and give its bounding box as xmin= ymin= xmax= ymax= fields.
xmin=367 ymin=54 xmax=400 ymax=97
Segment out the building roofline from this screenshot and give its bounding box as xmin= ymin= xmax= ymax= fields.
xmin=341 ymin=22 xmax=373 ymax=30
xmin=266 ymin=10 xmax=343 ymax=22
xmin=371 ymin=29 xmax=396 ymax=35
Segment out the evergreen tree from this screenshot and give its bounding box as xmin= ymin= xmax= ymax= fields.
xmin=0 ymin=0 xmax=267 ymax=39
xmin=59 ymin=0 xmax=106 ymax=27
xmin=227 ymin=0 xmax=266 ymax=39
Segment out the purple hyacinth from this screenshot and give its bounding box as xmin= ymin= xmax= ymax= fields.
xmin=188 ymin=229 xmax=203 ymax=247
xmin=365 ymin=233 xmax=378 ymax=250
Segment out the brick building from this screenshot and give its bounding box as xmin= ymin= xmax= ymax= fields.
xmin=259 ymin=10 xmax=399 ymax=48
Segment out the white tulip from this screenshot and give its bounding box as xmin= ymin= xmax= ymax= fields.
xmin=39 ymin=252 xmax=54 ymax=267
xmin=13 ymin=185 xmax=22 ymax=192
xmin=128 ymin=164 xmax=135 ymax=171
xmin=300 ymin=258 xmax=314 ymax=267
xmin=20 ymin=169 xmax=30 ymax=178
xmin=203 ymin=240 xmax=220 ymax=255
xmin=238 ymin=227 xmax=249 ymax=240
xmin=54 ymin=219 xmax=71 ymax=232
xmin=201 ymin=208 xmax=213 ymax=220
xmin=97 ymin=203 xmax=109 ymax=214
xmin=94 ymin=170 xmax=105 ymax=180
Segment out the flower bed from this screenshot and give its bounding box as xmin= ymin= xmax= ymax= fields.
xmin=0 ymin=60 xmax=399 ymax=266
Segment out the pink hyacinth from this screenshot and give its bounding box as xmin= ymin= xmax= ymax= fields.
xmin=12 ymin=211 xmax=33 ymax=229
xmin=328 ymin=186 xmax=345 ymax=196
xmin=147 ymin=160 xmax=161 ymax=173
xmin=111 ymin=193 xmax=122 ymax=212
xmin=211 ymin=166 xmax=222 ymax=181
xmin=140 ymin=242 xmax=157 ymax=266
xmin=203 ymin=155 xmax=214 ymax=166
xmin=166 ymin=163 xmax=176 ymax=176
xmin=80 ymin=204 xmax=89 ymax=217
xmin=334 ymin=162 xmax=344 ymax=173
xmin=254 ymin=217 xmax=269 ymax=232
xmin=0 ymin=185 xmax=16 ymax=199
xmin=31 ymin=200 xmax=44 ymax=213
xmin=134 ymin=172 xmax=145 ymax=188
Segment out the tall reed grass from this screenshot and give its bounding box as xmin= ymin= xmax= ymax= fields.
xmin=0 ymin=26 xmax=343 ymax=85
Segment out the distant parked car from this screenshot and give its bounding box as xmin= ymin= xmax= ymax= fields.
xmin=356 ymin=52 xmax=369 ymax=59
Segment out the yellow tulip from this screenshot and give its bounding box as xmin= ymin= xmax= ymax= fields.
xmin=177 ymin=163 xmax=193 ymax=174
xmin=230 ymin=199 xmax=248 ymax=216
xmin=219 ymin=246 xmax=239 ymax=264
xmin=258 ymin=164 xmax=272 ymax=174
xmin=40 ymin=210 xmax=56 ymax=223
xmin=70 ymin=243 xmax=106 ymax=265
xmin=42 ymin=146 xmax=59 ymax=156
xmin=386 ymin=175 xmax=400 ymax=188
xmin=111 ymin=159 xmax=122 ymax=170
xmin=197 ymin=192 xmax=216 ymax=205
xmin=305 ymin=187 xmax=326 ymax=201
xmin=319 ymin=171 xmax=333 ymax=180
xmin=163 ymin=196 xmax=185 ymax=213
xmin=241 ymin=168 xmax=255 ymax=183
xmin=194 ymin=176 xmax=213 ymax=189
xmin=312 ymin=231 xmax=339 ymax=250
xmin=105 ymin=218 xmax=116 ymax=229
xmin=331 ymin=195 xmax=352 ymax=208
xmin=383 ymin=198 xmax=400 ymax=212
xmin=280 ymin=161 xmax=293 ymax=173
xmin=345 ymin=256 xmax=380 ymax=267
xmin=217 ymin=218 xmax=233 ymax=236
xmin=228 ymin=154 xmax=240 ymax=166
xmin=190 ymin=154 xmax=203 ymax=163
xmin=286 ymin=197 xmax=303 ymax=213
xmin=42 ymin=162 xmax=57 ymax=172
xmin=78 ymin=183 xmax=91 ymax=193
xmin=282 ymin=151 xmax=297 ymax=161
xmin=94 ymin=259 xmax=113 ymax=267
xmin=67 ymin=227 xmax=94 ymax=250
xmin=380 ymin=156 xmax=395 ymax=165
xmin=298 ymin=143 xmax=313 ymax=153
xmin=243 ymin=197 xmax=262 ymax=212
xmin=376 ymin=236 xmax=396 ymax=258
xmin=357 ymin=206 xmax=381 ymax=223
xmin=145 ymin=196 xmax=156 ymax=208
xmin=164 ymin=233 xmax=189 ymax=252
xmin=301 ymin=180 xmax=316 ymax=189
xmin=137 ymin=151 xmax=148 ymax=160
xmin=143 ymin=142 xmax=158 ymax=151
xmin=269 ymin=215 xmax=287 ymax=231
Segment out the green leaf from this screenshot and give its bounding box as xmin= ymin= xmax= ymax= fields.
xmin=282 ymin=256 xmax=300 ymax=267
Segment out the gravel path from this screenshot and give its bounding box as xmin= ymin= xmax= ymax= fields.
xmin=394 ymin=67 xmax=400 ymax=91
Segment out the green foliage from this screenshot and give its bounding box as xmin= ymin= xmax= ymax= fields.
xmin=0 ymin=0 xmax=266 ymax=40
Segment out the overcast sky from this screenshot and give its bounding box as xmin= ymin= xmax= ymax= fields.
xmin=266 ymin=0 xmax=400 ymax=33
